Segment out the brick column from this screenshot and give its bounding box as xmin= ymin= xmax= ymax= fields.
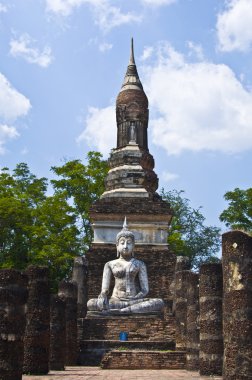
xmin=175 ymin=270 xmax=190 ymax=349
xmin=49 ymin=295 xmax=66 ymax=370
xmin=23 ymin=266 xmax=50 ymax=375
xmin=199 ymin=263 xmax=223 ymax=376
xmin=186 ymin=272 xmax=199 ymax=371
xmin=222 ymin=231 xmax=252 ymax=379
xmin=171 ymin=257 xmax=190 ymax=314
xmin=0 ymin=269 xmax=28 ymax=380
xmin=72 ymin=256 xmax=88 ymax=318
xmin=58 ymin=280 xmax=78 ymax=366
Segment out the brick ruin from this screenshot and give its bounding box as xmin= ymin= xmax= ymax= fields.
xmin=49 ymin=295 xmax=66 ymax=371
xmin=186 ymin=272 xmax=199 ymax=371
xmin=58 ymin=280 xmax=78 ymax=366
xmin=0 ymin=40 xmax=251 ymax=377
xmin=222 ymin=231 xmax=252 ymax=380
xmin=23 ymin=266 xmax=50 ymax=375
xmin=199 ymin=263 xmax=223 ymax=376
xmin=0 ymin=269 xmax=28 ymax=380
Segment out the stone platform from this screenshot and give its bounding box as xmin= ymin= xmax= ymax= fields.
xmin=79 ymin=313 xmax=176 ymax=341
xmin=101 ymin=350 xmax=186 ymax=369
xmin=79 ymin=340 xmax=176 ymax=365
xmin=78 ymin=313 xmax=179 ymax=367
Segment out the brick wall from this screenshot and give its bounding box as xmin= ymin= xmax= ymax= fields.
xmin=79 ymin=314 xmax=176 ymax=342
xmin=101 ymin=350 xmax=186 ymax=369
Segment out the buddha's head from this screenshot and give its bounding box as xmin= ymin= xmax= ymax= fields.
xmin=116 ymin=218 xmax=135 ymax=259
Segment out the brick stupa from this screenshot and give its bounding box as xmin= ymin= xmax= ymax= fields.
xmin=87 ymin=39 xmax=174 ymax=300
xmin=80 ymin=40 xmax=181 ymax=367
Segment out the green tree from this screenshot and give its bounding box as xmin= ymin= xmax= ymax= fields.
xmin=0 ymin=163 xmax=80 ymax=289
xmin=0 ymin=153 xmax=108 ymax=288
xmin=51 ymin=151 xmax=109 ymax=250
xmin=161 ymin=189 xmax=221 ymax=268
xmin=220 ymin=187 xmax=252 ymax=233
xmin=0 ymin=164 xmax=47 ymax=269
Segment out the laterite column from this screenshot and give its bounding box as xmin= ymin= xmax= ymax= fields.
xmin=186 ymin=272 xmax=199 ymax=371
xmin=72 ymin=256 xmax=88 ymax=318
xmin=58 ymin=280 xmax=78 ymax=366
xmin=171 ymin=257 xmax=190 ymax=314
xmin=175 ymin=269 xmax=190 ymax=349
xmin=222 ymin=231 xmax=252 ymax=379
xmin=23 ymin=266 xmax=50 ymax=375
xmin=0 ymin=269 xmax=28 ymax=380
xmin=199 ymin=263 xmax=223 ymax=376
xmin=49 ymin=295 xmax=66 ymax=370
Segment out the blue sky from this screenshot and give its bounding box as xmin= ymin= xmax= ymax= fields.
xmin=0 ymin=0 xmax=252 ymax=231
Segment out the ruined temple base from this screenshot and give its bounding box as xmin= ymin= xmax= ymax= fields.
xmin=101 ymin=350 xmax=186 ymax=369
xmin=78 ymin=313 xmax=186 ymax=368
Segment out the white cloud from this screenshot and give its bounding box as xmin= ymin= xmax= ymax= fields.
xmin=0 ymin=3 xmax=7 ymax=12
xmin=46 ymin=0 xmax=141 ymax=32
xmin=217 ymin=0 xmax=252 ymax=52
xmin=141 ymin=0 xmax=176 ymax=6
xmin=99 ymin=42 xmax=113 ymax=52
xmin=187 ymin=41 xmax=204 ymax=61
xmin=140 ymin=46 xmax=154 ymax=61
xmin=77 ymin=41 xmax=252 ymax=158
xmin=0 ymin=73 xmax=31 ymax=121
xmin=9 ymin=33 xmax=53 ymax=68
xmin=141 ymin=41 xmax=252 ymax=155
xmin=0 ymin=124 xmax=19 ymax=154
xmin=161 ymin=171 xmax=179 ymax=182
xmin=77 ymin=106 xmax=116 ymax=156
xmin=0 ymin=73 xmax=31 ymax=154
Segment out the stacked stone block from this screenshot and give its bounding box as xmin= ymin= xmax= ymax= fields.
xmin=49 ymin=295 xmax=66 ymax=370
xmin=23 ymin=266 xmax=50 ymax=375
xmin=171 ymin=256 xmax=190 ymax=314
xmin=0 ymin=269 xmax=28 ymax=380
xmin=58 ymin=280 xmax=78 ymax=366
xmin=72 ymin=256 xmax=88 ymax=318
xmin=175 ymin=270 xmax=190 ymax=349
xmin=222 ymin=231 xmax=252 ymax=379
xmin=101 ymin=350 xmax=186 ymax=369
xmin=199 ymin=263 xmax=223 ymax=376
xmin=186 ymin=272 xmax=199 ymax=371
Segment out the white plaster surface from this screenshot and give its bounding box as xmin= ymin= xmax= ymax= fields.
xmin=92 ymin=221 xmax=168 ymax=245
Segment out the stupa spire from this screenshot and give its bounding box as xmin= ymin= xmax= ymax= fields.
xmin=129 ymin=37 xmax=135 ymax=65
xmin=121 ymin=38 xmax=143 ymax=91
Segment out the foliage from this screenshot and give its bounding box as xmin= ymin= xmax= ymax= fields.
xmin=51 ymin=151 xmax=109 ymax=250
xmin=161 ymin=189 xmax=221 ymax=268
xmin=0 ymin=152 xmax=109 ymax=289
xmin=219 ymin=187 xmax=252 ymax=233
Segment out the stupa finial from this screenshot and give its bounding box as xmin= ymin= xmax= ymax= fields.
xmin=129 ymin=37 xmax=135 ymax=65
xmin=120 ymin=38 xmax=143 ymax=91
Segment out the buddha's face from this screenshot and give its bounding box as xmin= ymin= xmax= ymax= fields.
xmin=117 ymin=236 xmax=134 ymax=260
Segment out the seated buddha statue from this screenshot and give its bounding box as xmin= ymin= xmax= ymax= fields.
xmin=87 ymin=219 xmax=164 ymax=314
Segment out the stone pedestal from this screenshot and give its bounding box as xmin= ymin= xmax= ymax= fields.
xmin=78 ymin=313 xmax=186 ymax=368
